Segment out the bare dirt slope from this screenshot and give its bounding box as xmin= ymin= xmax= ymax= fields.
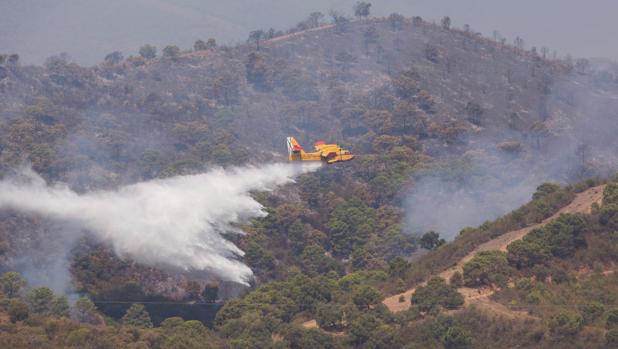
xmin=383 ymin=185 xmax=606 ymax=314
xmin=301 ymin=319 xmax=319 ymax=329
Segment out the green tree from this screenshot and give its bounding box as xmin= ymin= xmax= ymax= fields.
xmin=297 ymin=175 xmax=320 ymax=208
xmin=441 ymin=16 xmax=451 ymax=30
xmin=162 ymin=45 xmax=180 ymax=58
xmin=531 ymin=264 xmax=550 ymax=282
xmin=526 ymin=290 xmax=541 ymax=304
xmin=412 ymin=277 xmax=463 ymax=312
xmin=44 ymin=52 xmax=69 ymax=69
xmin=122 ymin=303 xmax=153 ymax=328
xmin=182 ymin=320 xmax=206 ymax=337
xmin=315 ymin=303 xmax=343 ymax=330
xmin=388 ymin=256 xmax=410 ymax=278
xmin=430 ymin=315 xmax=470 ymax=348
xmin=507 ymin=239 xmax=549 ymax=269
xmin=353 ymin=2 xmax=372 ymax=22
xmin=529 ymin=121 xmax=549 ymax=149
xmin=104 ymin=51 xmax=123 ymax=64
xmin=212 ymin=74 xmax=240 ymax=105
xmin=51 ymin=296 xmax=70 ymax=317
xmin=291 ymin=275 xmax=335 ymax=312
xmin=219 ymin=312 xmax=274 ymax=345
xmin=244 ymin=240 xmax=275 ymax=272
xmin=71 ymin=297 xmax=100 ymax=324
xmin=0 ymin=271 xmax=26 ymax=298
xmin=194 ymin=39 xmax=207 ymax=51
xmin=352 ymin=285 xmax=383 ymax=310
xmin=449 ymin=271 xmax=463 ymax=287
xmin=30 ymin=143 xmax=56 ymax=170
xmin=349 ymin=314 xmax=382 ymax=345
xmin=366 ymin=323 xmax=397 ymax=348
xmin=607 ymin=329 xmax=618 ymax=347
xmin=578 ymin=302 xmax=604 ymax=324
xmin=329 ymin=10 xmax=349 ymax=33
xmin=603 ymin=182 xmax=618 ymax=205
xmin=139 ymin=44 xmax=157 ymax=59
xmin=465 ymin=101 xmax=484 ymax=125
xmin=280 ymin=72 xmax=320 ymax=101
xmin=185 ymin=280 xmax=201 ymax=300
xmin=326 ymin=201 xmax=375 ymax=257
xmin=161 ymin=316 xmax=184 ymax=330
xmin=420 ymin=231 xmax=445 ymax=250
xmin=514 ymin=36 xmax=525 ymax=50
xmin=415 ymin=90 xmax=436 ymax=112
xmin=532 ymin=182 xmax=560 ymax=200
xmin=463 ymin=250 xmax=512 ymax=287
xmin=363 ymin=26 xmax=379 ymax=55
xmin=307 ymin=11 xmax=324 ymax=28
xmin=65 ymin=328 xmax=91 ymax=347
xmin=392 ymin=69 xmax=419 ymax=100
xmin=388 ymin=13 xmax=405 ymax=31
xmin=548 ymin=310 xmax=583 ymax=337
xmin=8 ymin=53 xmax=19 ymax=64
xmin=526 ymin=213 xmax=586 ymax=258
xmin=27 ymin=286 xmax=55 ymax=314
xmin=206 ymin=38 xmax=217 ymax=49
xmin=249 ymin=30 xmax=264 ymax=50
xmin=214 ymin=299 xmax=244 ymax=328
xmin=607 ymin=309 xmax=618 ymax=329
xmin=599 ymin=204 xmax=618 ymax=230
xmin=300 ymin=244 xmax=331 ymax=276
xmin=245 ymin=52 xmax=271 ymax=90
xmin=284 ymin=327 xmax=335 ymax=349
xmin=425 ymin=44 xmax=439 ymax=63
xmin=8 ymin=299 xmax=29 ymax=323
xmin=372 ymin=135 xmax=401 ymax=152
xmin=369 ymin=175 xmax=398 ymax=206
xmin=443 ymin=326 xmax=471 ymax=349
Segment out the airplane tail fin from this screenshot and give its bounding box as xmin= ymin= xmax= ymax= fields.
xmin=287 ymin=137 xmax=304 ymax=160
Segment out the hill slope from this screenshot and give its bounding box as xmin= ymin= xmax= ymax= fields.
xmin=1 ymin=11 xmax=618 ymax=349
xmin=383 ymin=183 xmax=605 ymax=313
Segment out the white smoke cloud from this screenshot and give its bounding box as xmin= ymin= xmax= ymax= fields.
xmin=0 ymin=163 xmax=320 ymax=285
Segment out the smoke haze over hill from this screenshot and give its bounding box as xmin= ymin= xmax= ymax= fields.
xmin=405 ymin=60 xmax=618 ymax=240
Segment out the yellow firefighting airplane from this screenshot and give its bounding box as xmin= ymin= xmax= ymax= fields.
xmin=287 ymin=137 xmax=354 ymax=164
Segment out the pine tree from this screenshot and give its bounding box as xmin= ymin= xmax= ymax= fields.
xmin=122 ymin=303 xmax=153 ymax=328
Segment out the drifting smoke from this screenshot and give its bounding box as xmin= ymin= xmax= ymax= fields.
xmin=6 ymin=222 xmax=83 ymax=295
xmin=406 ymin=62 xmax=618 ymax=240
xmin=0 ymin=163 xmax=320 ymax=285
xmin=405 ymin=156 xmax=540 ymax=240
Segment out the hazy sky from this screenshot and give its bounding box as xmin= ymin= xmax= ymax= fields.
xmin=1 ymin=0 xmax=616 ymax=65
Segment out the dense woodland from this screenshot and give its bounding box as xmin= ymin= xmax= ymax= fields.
xmin=1 ymin=3 xmax=618 ymax=348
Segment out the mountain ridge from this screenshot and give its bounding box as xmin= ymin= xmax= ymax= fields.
xmin=1 ymin=10 xmax=618 ymax=348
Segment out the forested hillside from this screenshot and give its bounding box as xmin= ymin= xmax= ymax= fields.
xmin=1 ymin=5 xmax=618 ymax=348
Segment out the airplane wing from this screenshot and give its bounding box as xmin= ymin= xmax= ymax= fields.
xmin=321 ymin=151 xmax=337 ymax=160
xmin=314 ymin=140 xmax=326 ymax=151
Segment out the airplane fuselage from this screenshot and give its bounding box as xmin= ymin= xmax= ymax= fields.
xmin=287 ymin=137 xmax=354 ymax=164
